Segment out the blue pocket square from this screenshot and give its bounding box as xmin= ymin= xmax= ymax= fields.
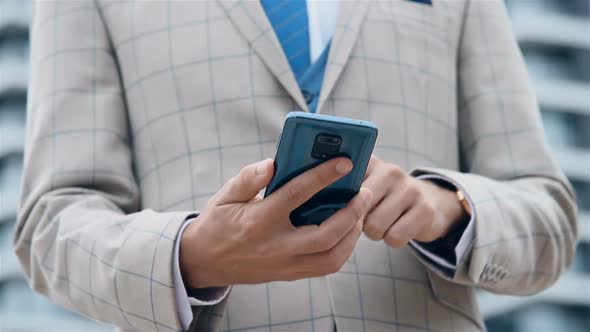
xmin=408 ymin=0 xmax=433 ymax=5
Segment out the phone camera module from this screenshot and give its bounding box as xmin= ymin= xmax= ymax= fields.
xmin=312 ymin=134 xmax=342 ymax=159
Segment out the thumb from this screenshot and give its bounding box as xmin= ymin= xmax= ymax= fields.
xmin=213 ymin=158 xmax=274 ymax=205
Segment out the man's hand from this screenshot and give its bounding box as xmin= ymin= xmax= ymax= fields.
xmin=362 ymin=155 xmax=467 ymax=248
xmin=180 ymin=158 xmax=372 ymax=289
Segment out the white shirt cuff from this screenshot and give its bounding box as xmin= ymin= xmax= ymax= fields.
xmin=408 ymin=174 xmax=475 ymax=270
xmin=173 ymin=217 xmax=231 ymax=330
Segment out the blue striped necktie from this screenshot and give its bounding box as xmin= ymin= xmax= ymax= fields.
xmin=260 ymin=0 xmax=311 ymax=79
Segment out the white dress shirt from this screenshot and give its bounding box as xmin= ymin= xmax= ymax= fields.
xmin=172 ymin=1 xmax=475 ymax=329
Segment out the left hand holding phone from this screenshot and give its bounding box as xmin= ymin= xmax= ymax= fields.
xmin=179 ymin=157 xmax=373 ymax=289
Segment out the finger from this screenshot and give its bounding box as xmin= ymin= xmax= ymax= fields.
xmin=361 ymin=168 xmax=393 ymax=210
xmin=264 ymin=157 xmax=353 ymax=214
xmin=285 ymin=188 xmax=372 ymax=255
xmin=363 ymin=186 xmax=415 ymax=241
xmin=383 ymin=204 xmax=430 ymax=248
xmin=294 ymin=217 xmax=363 ymax=277
xmin=213 ymin=158 xmax=274 ymax=205
xmin=362 ymin=161 xmax=409 ymax=210
xmin=363 ymin=155 xmax=377 ymax=182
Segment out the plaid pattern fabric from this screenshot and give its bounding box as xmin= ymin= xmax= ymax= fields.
xmin=14 ymin=1 xmax=578 ymax=332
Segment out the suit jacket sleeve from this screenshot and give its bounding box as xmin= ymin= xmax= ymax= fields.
xmin=13 ymin=2 xmax=217 ymax=330
xmin=411 ymin=0 xmax=578 ymax=295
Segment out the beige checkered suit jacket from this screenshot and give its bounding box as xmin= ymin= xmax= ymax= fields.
xmin=15 ymin=0 xmax=578 ymax=331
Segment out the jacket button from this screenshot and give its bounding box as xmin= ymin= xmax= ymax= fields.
xmin=488 ymin=264 xmax=497 ymax=276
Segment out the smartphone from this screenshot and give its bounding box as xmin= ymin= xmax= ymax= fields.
xmin=265 ymin=112 xmax=378 ymax=227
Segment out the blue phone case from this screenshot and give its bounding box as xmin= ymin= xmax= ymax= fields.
xmin=265 ymin=112 xmax=378 ymax=226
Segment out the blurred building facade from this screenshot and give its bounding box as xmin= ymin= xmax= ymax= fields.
xmin=0 ymin=0 xmax=588 ymax=331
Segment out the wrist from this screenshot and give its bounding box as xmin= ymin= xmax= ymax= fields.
xmin=418 ymin=176 xmax=467 ymax=239
xmin=437 ymin=186 xmax=468 ymax=238
xmin=179 ymin=216 xmax=222 ymax=289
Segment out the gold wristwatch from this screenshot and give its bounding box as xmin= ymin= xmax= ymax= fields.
xmin=456 ymin=189 xmax=472 ymax=216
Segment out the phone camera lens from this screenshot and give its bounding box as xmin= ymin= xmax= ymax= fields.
xmin=318 ymin=136 xmax=341 ymax=145
xmin=312 ymin=134 xmax=342 ymax=159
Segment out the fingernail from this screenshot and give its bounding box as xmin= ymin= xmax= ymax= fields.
xmin=256 ymin=160 xmax=269 ymax=175
xmin=336 ymin=160 xmax=352 ymax=174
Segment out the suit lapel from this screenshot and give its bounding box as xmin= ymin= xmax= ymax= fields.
xmin=316 ymin=0 xmax=370 ymax=113
xmin=216 ymin=0 xmax=309 ymax=112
